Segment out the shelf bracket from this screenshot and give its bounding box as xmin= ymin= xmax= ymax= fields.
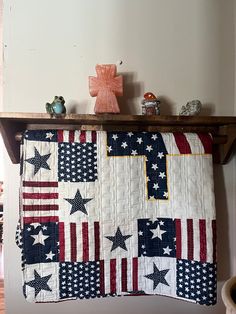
xmin=219 ymin=124 xmax=236 ymax=164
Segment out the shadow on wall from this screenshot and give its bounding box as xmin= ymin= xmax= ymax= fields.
xmin=158 ymin=96 xmax=176 ymax=115
xmin=214 ymin=164 xmax=230 ymax=281
xmin=68 ymin=100 xmax=91 ymax=114
xmin=200 ymin=103 xmax=216 ymax=116
xmin=118 ymin=71 xmax=144 ymax=115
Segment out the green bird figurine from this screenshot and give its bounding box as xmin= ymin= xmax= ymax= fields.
xmin=46 ymin=96 xmax=66 ymax=116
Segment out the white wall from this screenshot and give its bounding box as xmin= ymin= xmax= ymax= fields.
xmin=2 ymin=0 xmax=236 ymax=313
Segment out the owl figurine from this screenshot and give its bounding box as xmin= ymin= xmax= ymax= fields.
xmin=46 ymin=96 xmax=66 ymax=116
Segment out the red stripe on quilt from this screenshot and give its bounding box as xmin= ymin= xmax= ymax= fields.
xmin=59 ymin=222 xmax=65 ymax=261
xmin=212 ymin=220 xmax=217 ymax=263
xmin=80 ymin=131 xmax=86 ymax=143
xmin=23 ymin=204 xmax=58 ymax=211
xmin=173 ymin=132 xmax=192 ymax=154
xmin=100 ymin=260 xmax=105 ymax=296
xmin=82 ymin=222 xmax=89 ymax=262
xmin=91 ymin=131 xmax=97 ymax=143
xmin=94 ymin=222 xmax=100 ymax=260
xmin=197 ymin=133 xmax=213 ymax=154
xmin=70 ymin=223 xmax=77 ymax=262
xmin=57 ymin=130 xmax=64 ymax=142
xmin=23 ymin=192 xmax=58 ymax=199
xmin=23 ymin=181 xmax=58 ymax=187
xmin=132 ymin=257 xmax=138 ymax=292
xmin=175 ymin=219 xmax=182 ymax=259
xmin=23 ymin=216 xmax=59 ymax=224
xmin=187 ymin=219 xmax=194 ymax=260
xmin=199 ymin=219 xmax=207 ymax=262
xmin=110 ymin=259 xmax=116 ymax=294
xmin=69 ymin=130 xmax=75 ymax=143
xmin=121 ymin=258 xmax=127 ymax=292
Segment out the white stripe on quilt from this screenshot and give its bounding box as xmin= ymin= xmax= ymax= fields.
xmin=181 ymin=219 xmax=188 ymax=260
xmin=161 ymin=133 xmax=180 ymax=154
xmin=64 ymin=222 xmax=71 ymax=261
xmin=206 ymin=219 xmax=213 ymax=263
xmin=184 ymin=133 xmax=205 ymax=154
xmin=193 ymin=219 xmax=200 ymax=261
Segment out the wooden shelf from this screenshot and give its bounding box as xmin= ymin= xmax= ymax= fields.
xmin=0 ymin=112 xmax=236 ymax=164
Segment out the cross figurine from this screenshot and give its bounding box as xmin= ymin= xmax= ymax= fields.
xmin=89 ymin=64 xmax=123 ymax=114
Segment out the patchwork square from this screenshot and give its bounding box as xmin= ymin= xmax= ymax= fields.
xmin=176 ymin=259 xmax=217 ymax=305
xmin=138 ymin=218 xmax=176 ymax=257
xmin=22 ymin=221 xmax=59 ymax=264
xmin=58 ymin=142 xmax=98 ymax=182
xmin=59 ymin=261 xmax=101 ymax=299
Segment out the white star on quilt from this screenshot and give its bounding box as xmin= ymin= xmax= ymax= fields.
xmin=45 ymin=132 xmax=54 ymax=140
xmin=121 ymin=142 xmax=128 ymax=149
xmin=31 ymin=230 xmax=49 ymax=245
xmin=127 ymin=132 xmax=134 ymax=137
xmin=107 ymin=146 xmax=112 ymax=153
xmin=26 ymin=270 xmax=52 ymax=297
xmin=30 ymin=223 xmax=41 ymax=229
xmin=151 ymin=164 xmax=158 ymax=170
xmin=46 ymin=251 xmax=55 ymax=260
xmin=150 ymin=225 xmax=166 ymax=240
xmin=136 ymin=137 xmax=143 ymax=144
xmin=158 ymin=152 xmax=164 ymax=159
xmin=112 ymin=134 xmax=118 ymax=140
xmin=25 ymin=147 xmax=51 ymax=175
xmin=145 ymin=263 xmax=169 ymax=290
xmin=163 ymin=246 xmax=172 ymax=255
xmin=146 ymin=145 xmax=153 ymax=152
xmin=105 ymin=227 xmax=132 ymax=251
xmin=64 ymin=189 xmax=92 ymax=215
xmin=148 ymin=218 xmax=158 ymax=225
xmin=163 ymin=191 xmax=168 ymax=198
xmin=131 ymin=150 xmax=138 ymax=156
xmin=151 ymin=134 xmax=158 ymax=141
xmin=153 ymin=183 xmax=159 ymax=190
xmin=159 ymin=172 xmax=166 ymax=179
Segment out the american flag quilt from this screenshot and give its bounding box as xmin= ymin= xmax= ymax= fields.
xmin=16 ymin=130 xmax=217 ymax=305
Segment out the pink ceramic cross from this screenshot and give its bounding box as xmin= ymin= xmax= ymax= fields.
xmin=89 ymin=64 xmax=123 ymax=114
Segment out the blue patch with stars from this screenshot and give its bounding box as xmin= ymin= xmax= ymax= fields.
xmin=107 ymin=132 xmax=168 ymax=199
xmin=22 ymin=222 xmax=59 ymax=264
xmin=176 ymin=259 xmax=217 ymax=305
xmin=59 ymin=261 xmax=101 ymax=299
xmin=138 ymin=218 xmax=176 ymax=257
xmin=58 ymin=143 xmax=98 ymax=182
xmin=24 ymin=130 xmax=58 ymax=142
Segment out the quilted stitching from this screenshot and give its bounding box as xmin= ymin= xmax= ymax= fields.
xmin=16 ymin=130 xmax=216 ymax=305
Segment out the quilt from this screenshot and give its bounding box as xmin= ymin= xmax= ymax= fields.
xmin=16 ymin=130 xmax=217 ymax=305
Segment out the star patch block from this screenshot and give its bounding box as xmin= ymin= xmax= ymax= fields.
xmin=138 ymin=218 xmax=176 ymax=257
xmin=59 ymin=262 xmax=101 ymax=299
xmin=22 ymin=222 xmax=59 ymax=264
xmin=58 ymin=143 xmax=98 ymax=182
xmin=176 ymin=259 xmax=217 ymax=305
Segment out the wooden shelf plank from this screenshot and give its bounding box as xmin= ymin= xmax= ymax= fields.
xmin=1 ymin=112 xmax=236 ymax=126
xmin=0 ymin=112 xmax=236 ymax=164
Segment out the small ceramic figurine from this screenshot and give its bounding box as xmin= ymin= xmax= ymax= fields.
xmin=141 ymin=92 xmax=160 ymax=115
xmin=179 ymin=99 xmax=202 ymax=116
xmin=46 ymin=96 xmax=66 ymax=116
xmin=89 ymin=64 xmax=123 ymax=114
